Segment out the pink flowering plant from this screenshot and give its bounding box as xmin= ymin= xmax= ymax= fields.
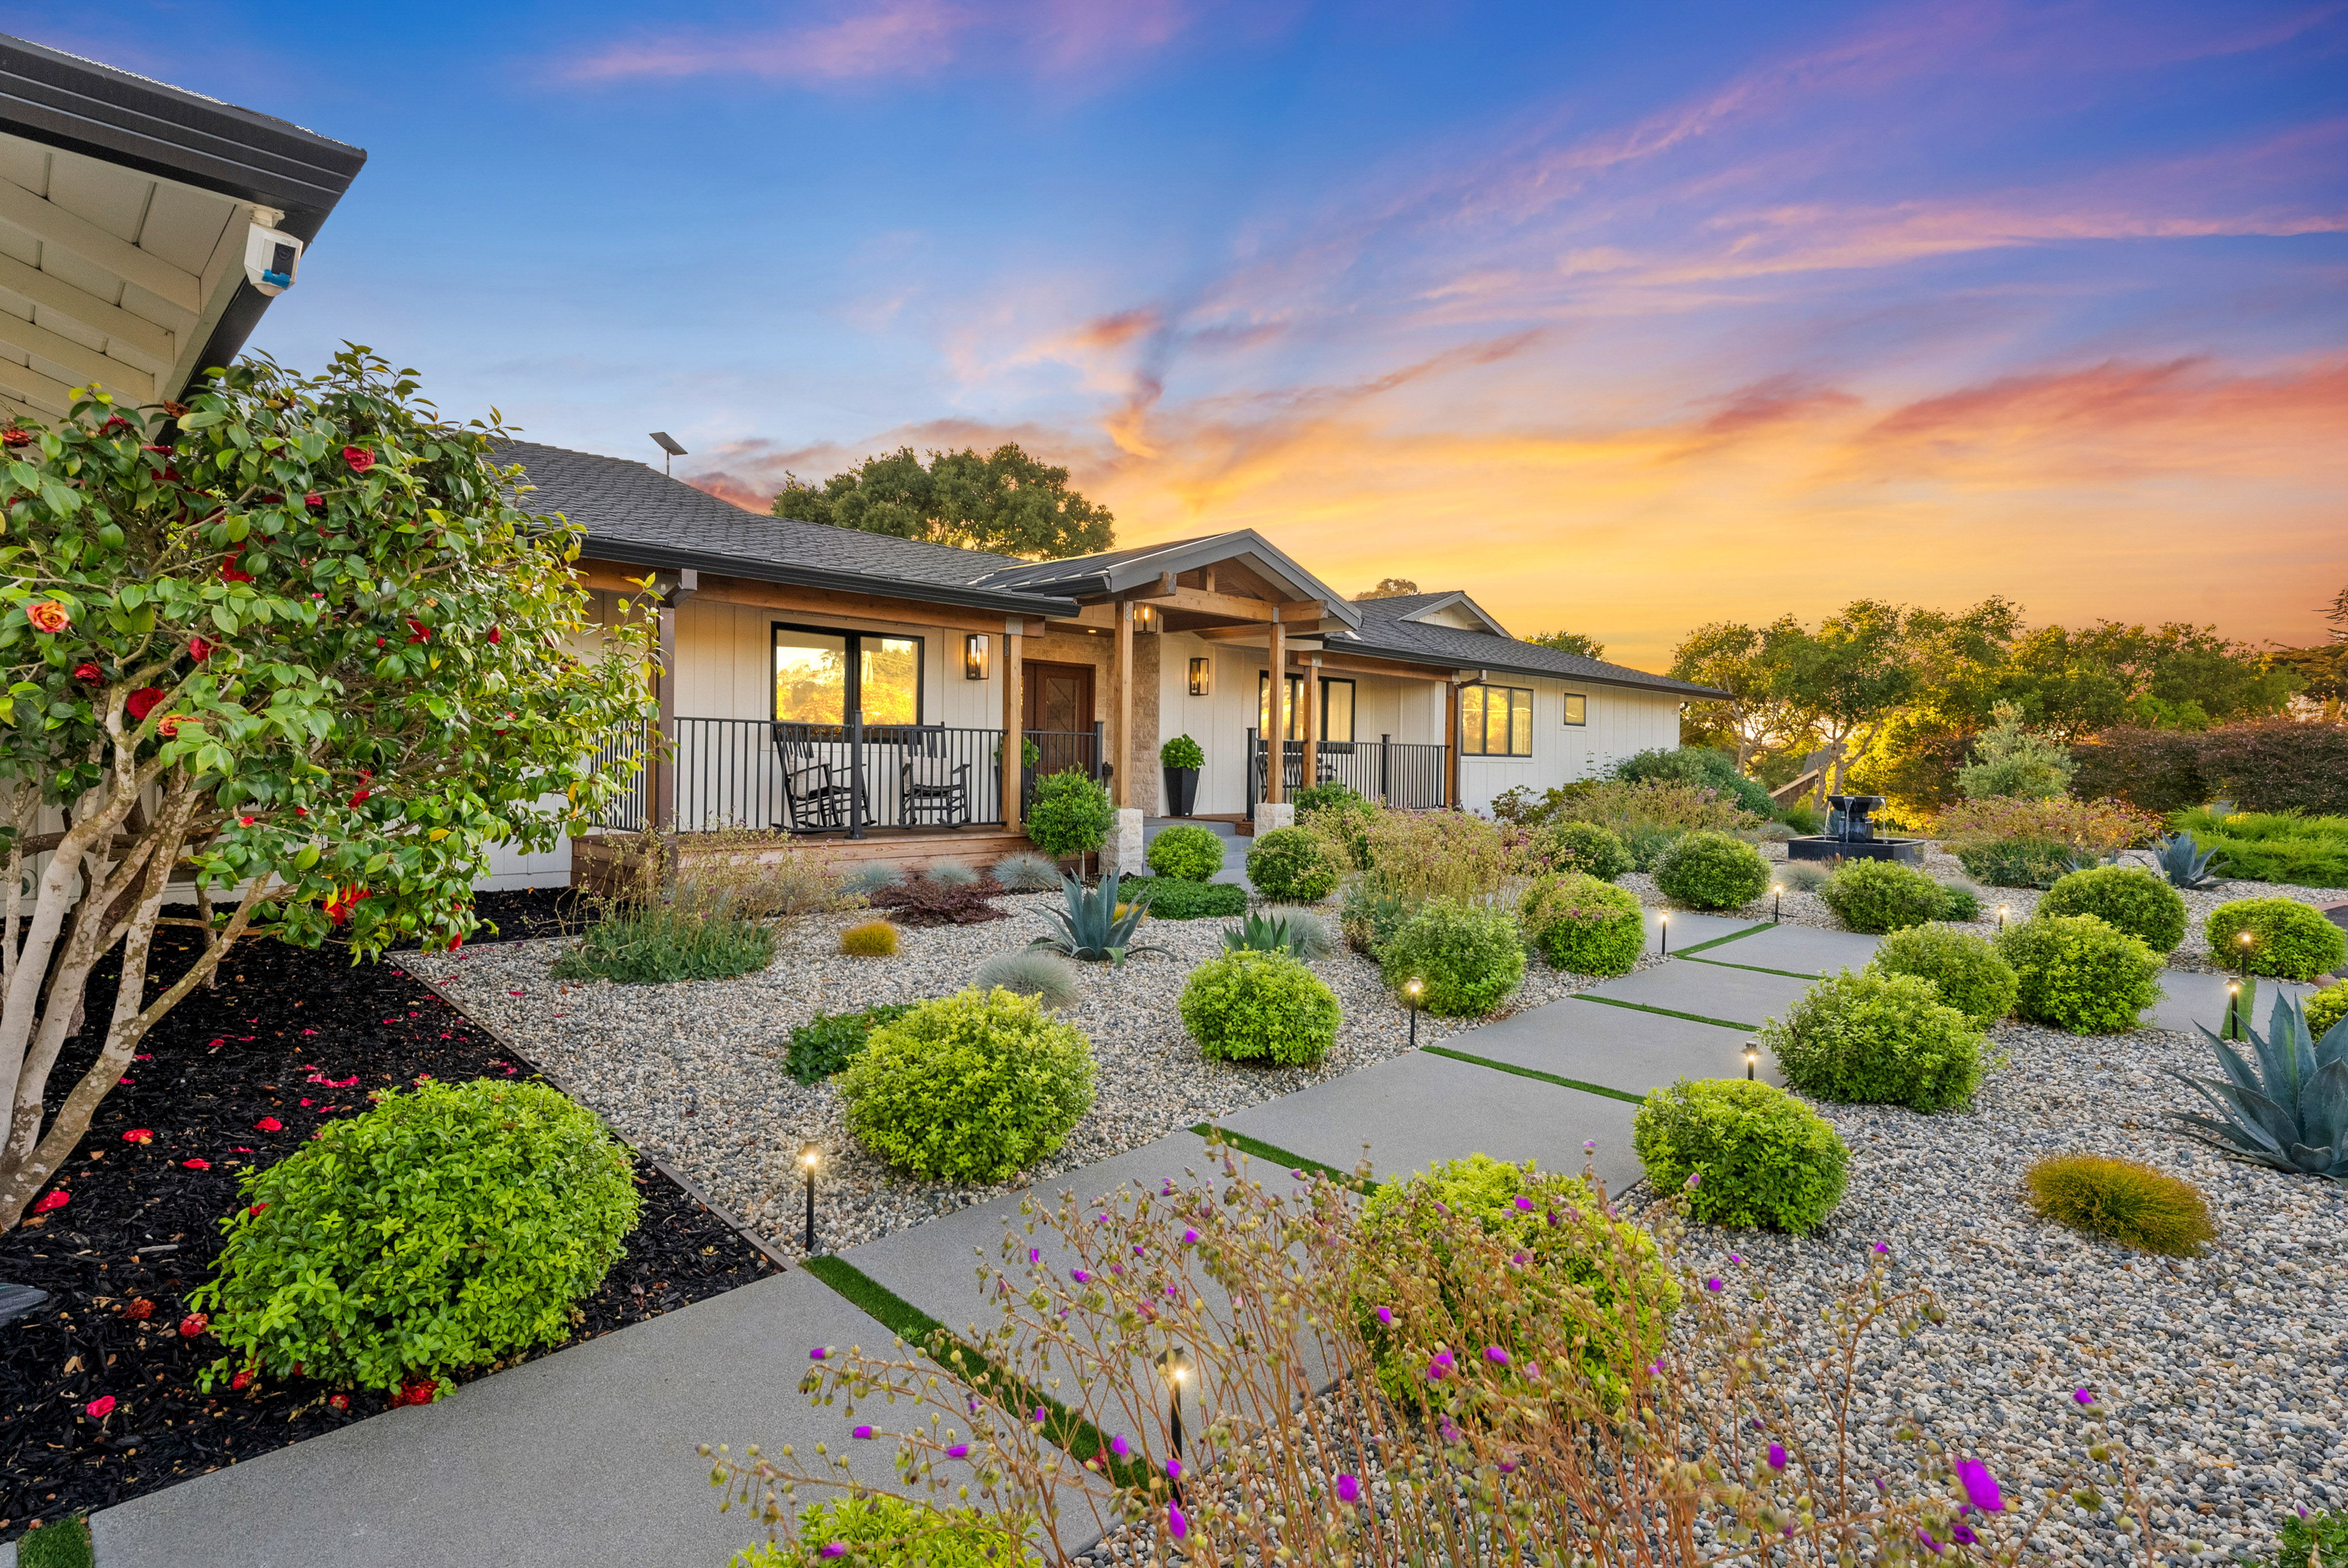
xmin=0 ymin=352 xmax=655 ymax=1230
xmin=705 ymin=1141 xmax=2160 ymax=1565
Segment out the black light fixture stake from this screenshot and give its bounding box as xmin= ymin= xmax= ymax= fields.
xmin=1406 ymin=979 xmax=1422 ymax=1049
xmin=1659 ymin=914 xmax=1669 ymax=958
xmin=800 ymin=1142 xmax=821 ymax=1255
xmin=1746 ymin=1046 xmax=1757 ymax=1081
xmin=1158 ymin=1347 xmax=1191 ymax=1507
xmin=1772 ymin=885 xmax=1783 ymax=924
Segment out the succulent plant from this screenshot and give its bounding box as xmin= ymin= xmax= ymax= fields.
xmin=2169 ymin=992 xmax=2348 ymax=1178
xmin=2148 ymin=831 xmax=2225 ymax=890
xmin=1029 ymin=873 xmax=1164 ymax=964
xmin=1221 ymin=908 xmax=1335 ymax=961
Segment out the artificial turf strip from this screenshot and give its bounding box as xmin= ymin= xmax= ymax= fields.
xmin=1572 ymin=993 xmax=1763 ymax=1033
xmin=799 ymin=1254 xmax=1150 ymax=1492
xmin=1682 ymin=954 xmax=1832 ymax=981
xmin=1672 ymin=921 xmax=1774 ymax=955
xmin=1417 ymin=1045 xmax=1645 ymax=1105
xmin=15 ymin=1514 xmax=94 ymax=1568
xmin=1188 ymin=1122 xmax=1378 ymax=1193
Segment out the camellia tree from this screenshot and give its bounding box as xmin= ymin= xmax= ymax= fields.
xmin=0 ymin=348 xmax=655 ymax=1230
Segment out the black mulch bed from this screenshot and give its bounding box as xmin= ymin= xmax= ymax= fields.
xmin=0 ymin=915 xmax=776 ymax=1541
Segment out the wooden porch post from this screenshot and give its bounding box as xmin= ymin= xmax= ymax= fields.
xmin=1264 ymin=617 xmax=1285 ymax=804
xmin=1002 ymin=623 xmax=1023 ymax=832
xmin=1301 ymin=651 xmax=1319 ymax=796
xmin=653 ymin=601 xmax=678 ymax=832
xmin=1113 ymin=600 xmax=1134 ymax=809
xmin=1444 ymin=679 xmax=1461 ymax=810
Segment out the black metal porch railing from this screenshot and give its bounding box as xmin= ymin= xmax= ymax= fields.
xmin=589 ymin=720 xmax=651 ymax=833
xmin=1246 ymin=730 xmax=1449 ymax=819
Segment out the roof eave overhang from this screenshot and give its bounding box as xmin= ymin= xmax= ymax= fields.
xmin=993 ymin=531 xmax=1367 ymax=630
xmin=579 ymin=535 xmax=1081 ymax=620
xmin=1337 ymin=636 xmax=1728 ymax=699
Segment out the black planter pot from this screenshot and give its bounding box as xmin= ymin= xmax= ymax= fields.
xmin=1162 ymin=766 xmax=1199 ymax=817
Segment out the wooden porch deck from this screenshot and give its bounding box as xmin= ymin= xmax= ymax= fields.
xmin=570 ymin=825 xmax=1041 ymax=894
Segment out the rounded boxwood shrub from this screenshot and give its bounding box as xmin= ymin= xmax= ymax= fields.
xmin=1145 ymin=824 xmax=1226 ymax=882
xmin=2022 ymin=1153 xmax=2215 ymax=1256
xmin=2039 ymin=865 xmax=2188 ymax=954
xmin=189 ymin=1079 xmax=640 ymax=1396
xmin=1519 ymin=871 xmax=1644 ymax=976
xmin=1179 ymin=948 xmax=1341 ymax=1065
xmin=1651 ymin=830 xmax=1770 ymax=911
xmin=2308 ymin=979 xmax=2348 ymax=1040
xmin=2205 ymin=897 xmax=2347 ymax=982
xmin=1866 ymin=922 xmax=2018 ymax=1028
xmin=734 ymin=1495 xmax=1020 ymax=1567
xmin=839 ymin=988 xmax=1096 ymax=1182
xmin=1995 ymin=914 xmax=2163 ymax=1033
xmin=1379 ymin=896 xmax=1526 ymax=1016
xmin=1758 ymin=970 xmax=1985 ymax=1111
xmin=1026 ymin=768 xmax=1113 ymax=859
xmin=1937 ymin=881 xmax=1982 ymax=922
xmin=1632 ymin=1078 xmax=1849 ymax=1233
xmin=1531 ymin=820 xmax=1631 ymax=882
xmin=1352 ymin=1154 xmax=1676 ymax=1408
xmin=1246 ymin=826 xmax=1343 ymax=903
xmin=1818 ymin=858 xmax=1949 ymax=934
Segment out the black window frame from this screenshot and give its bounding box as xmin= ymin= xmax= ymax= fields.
xmin=771 ymin=620 xmax=925 ymax=725
xmin=1459 ymin=682 xmax=1535 ymax=757
xmin=1258 ymin=671 xmax=1358 ymax=743
xmin=1562 ymin=692 xmax=1588 ymax=727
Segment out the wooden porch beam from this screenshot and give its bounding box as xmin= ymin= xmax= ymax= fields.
xmin=1286 ymin=648 xmax=1454 ymax=683
xmin=1301 ymin=652 xmax=1319 ymax=797
xmin=1113 ymin=599 xmax=1134 ymax=809
xmin=1264 ymin=616 xmax=1285 ymax=805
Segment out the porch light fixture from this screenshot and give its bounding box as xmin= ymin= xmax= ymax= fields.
xmin=1132 ymin=603 xmax=1160 ymax=633
xmin=965 ymin=633 xmax=990 ymax=680
xmin=800 ymin=1142 xmax=822 ymax=1255
xmin=1188 ymin=657 xmax=1211 ymax=696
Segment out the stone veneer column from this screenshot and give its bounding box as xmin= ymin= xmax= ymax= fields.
xmin=1108 ymin=807 xmax=1146 ymax=876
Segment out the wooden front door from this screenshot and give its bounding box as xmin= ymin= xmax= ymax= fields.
xmin=1023 ymin=661 xmax=1097 ymax=780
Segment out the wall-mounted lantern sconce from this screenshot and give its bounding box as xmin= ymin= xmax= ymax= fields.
xmin=1188 ymin=657 xmax=1211 ymax=697
xmin=1132 ymin=604 xmax=1160 ymax=633
xmin=964 ymin=633 xmax=990 ymax=680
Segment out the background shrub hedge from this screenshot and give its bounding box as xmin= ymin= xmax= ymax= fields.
xmin=1519 ymin=871 xmax=1645 ymax=975
xmin=1145 ymin=824 xmax=1226 ymax=882
xmin=1246 ymin=826 xmax=1344 ymax=902
xmin=1115 ymin=875 xmax=1247 ymax=920
xmin=2038 ymin=865 xmax=2188 ymax=953
xmin=1379 ymin=898 xmax=1526 ymax=1015
xmin=1652 ymin=830 xmax=1770 ymax=911
xmin=1867 ymin=924 xmax=2017 ymax=1027
xmin=2204 ymin=896 xmax=2347 ymax=981
xmin=1608 ymin=745 xmax=1776 ymax=819
xmin=1953 ymin=836 xmax=2084 ymax=890
xmin=2308 ymin=981 xmax=2348 ymax=1040
xmin=2172 ymin=809 xmax=2348 ymax=889
xmin=190 ymin=1080 xmax=640 ymax=1395
xmin=840 ymin=988 xmax=1095 ymax=1182
xmin=2068 ymin=720 xmax=2348 ymax=817
xmin=1179 ymin=948 xmax=1341 ymax=1065
xmin=2022 ymin=1153 xmax=2215 ymax=1256
xmin=1530 ymin=819 xmax=1631 ymax=881
xmin=1819 ymin=858 xmax=1951 ymax=933
xmin=1632 ymin=1077 xmax=1849 ymax=1232
xmin=1995 ymin=914 xmax=2164 ymax=1032
xmin=1353 ymin=1154 xmax=1676 ymax=1407
xmin=1759 ymin=970 xmax=1985 ymax=1111
xmin=1026 ymin=769 xmax=1113 ymax=859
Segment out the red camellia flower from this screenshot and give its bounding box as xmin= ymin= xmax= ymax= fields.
xmin=324 ymin=885 xmax=369 ymax=925
xmin=328 ymin=1392 xmax=351 ymax=1412
xmin=487 ymin=625 xmax=501 ymax=644
xmin=405 ymin=617 xmax=430 ymax=643
xmin=85 ymin=1395 xmax=115 ymax=1420
xmin=157 ymin=714 xmax=186 ymax=738
xmin=125 ymin=687 xmax=166 ymax=722
xmin=255 ymin=1117 xmax=283 ymax=1131
xmin=73 ymin=661 xmax=101 ymax=681
xmin=26 ymin=600 xmax=70 ymax=633
xmin=343 ymin=445 xmax=376 ymax=473
xmin=230 ymin=1369 xmax=254 ymax=1391
xmin=349 ymin=787 xmax=371 ymax=806
xmin=122 ymin=1128 xmax=153 ymax=1144
xmin=182 ymin=1157 xmax=210 ymax=1170
xmin=32 ymin=1189 xmax=68 ymax=1213
xmin=122 ymin=1298 xmax=154 ymax=1321
xmin=188 ymin=635 xmax=214 ymax=662
xmin=239 ymin=815 xmax=256 ymax=827
xmin=248 ymin=1201 xmax=268 ymax=1217
xmin=101 ymin=415 xmax=130 ymax=432
xmin=179 ymin=1312 xmax=209 ymax=1338
xmin=394 ymin=1378 xmax=439 ymax=1406
xmin=1 ymin=425 xmax=28 ymax=446
xmin=218 ymin=548 xmax=255 ymax=584
xmin=305 ymin=491 xmax=324 ymax=508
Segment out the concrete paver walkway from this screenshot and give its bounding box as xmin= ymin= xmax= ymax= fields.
xmin=1450 ymin=997 xmax=1781 ymax=1095
xmin=1578 ymin=957 xmax=1816 ymax=1029
xmin=1705 ymin=922 xmax=1880 ymax=976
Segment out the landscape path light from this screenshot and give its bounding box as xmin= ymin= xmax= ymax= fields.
xmin=1659 ymin=911 xmax=1669 ymax=958
xmin=1405 ymin=978 xmax=1423 ymax=1049
xmin=1772 ymin=883 xmax=1783 ymax=924
xmin=1156 ymin=1345 xmax=1192 ymax=1505
xmin=1997 ymin=904 xmax=2010 ymax=934
xmin=1746 ymin=1045 xmax=1758 ymax=1081
xmin=2227 ymin=979 xmax=2242 ymax=1042
xmin=800 ymin=1142 xmax=822 ymax=1256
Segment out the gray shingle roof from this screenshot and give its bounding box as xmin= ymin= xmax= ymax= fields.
xmin=494 ymin=441 xmax=1079 ymax=617
xmin=1338 ymin=594 xmax=1727 ymax=699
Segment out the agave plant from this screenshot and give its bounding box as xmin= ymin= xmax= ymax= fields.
xmin=1222 ymin=908 xmax=1336 ymax=961
xmin=2169 ymin=992 xmax=2348 ymax=1178
xmin=1029 ymin=873 xmax=1163 ymax=964
xmin=2149 ymin=831 xmax=2225 ymax=890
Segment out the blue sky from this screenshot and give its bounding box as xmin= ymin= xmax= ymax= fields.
xmin=48 ymin=1 xmax=2348 ymax=663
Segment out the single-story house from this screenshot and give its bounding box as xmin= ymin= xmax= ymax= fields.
xmin=491 ymin=441 xmax=1726 ymax=887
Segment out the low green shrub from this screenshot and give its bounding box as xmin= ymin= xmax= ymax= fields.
xmin=1866 ymin=924 xmax=2017 ymax=1028
xmin=973 ymin=949 xmax=1081 ymax=1010
xmin=2039 ymin=865 xmax=2188 ymax=953
xmin=1352 ymin=1154 xmax=1676 ymax=1408
xmin=1180 ymin=948 xmax=1341 ymax=1065
xmin=2204 ymin=896 xmax=2347 ymax=981
xmin=1631 ymin=1078 xmax=1849 ymax=1233
xmin=1777 ymin=800 xmax=1822 ymax=835
xmin=839 ymin=919 xmax=900 ymax=956
xmin=2170 ymin=806 xmax=2348 ymax=888
xmin=1817 ymin=858 xmax=1950 ymax=934
xmin=785 ymin=1001 xmax=917 ymax=1083
xmin=1937 ymin=882 xmax=1981 ymax=922
xmin=1652 ymin=830 xmax=1771 ymax=911
xmin=1620 ymin=823 xmax=1684 ymax=873
xmin=2308 ymin=980 xmax=2348 ymax=1040
xmin=1951 ymin=835 xmax=2080 ymax=890
xmin=549 ymin=904 xmax=774 ymax=984
xmin=1759 ymin=970 xmax=1985 ymax=1111
xmin=1113 ymin=875 xmax=1246 ymax=920
xmin=1995 ymin=914 xmax=2164 ymax=1033
xmin=1145 ymin=824 xmax=1226 ymax=882
xmin=1529 ymin=819 xmax=1631 ymax=881
xmin=2022 ymin=1154 xmax=2215 ymax=1256
xmin=2268 ymin=1507 xmax=2348 ymax=1568
xmin=839 ymin=989 xmax=1096 ymax=1182
xmin=1246 ymin=826 xmax=1344 ymax=902
xmin=190 ymin=1080 xmax=640 ymax=1395
xmin=730 ymin=1495 xmax=1026 ymax=1567
xmin=1608 ymin=746 xmax=1776 ymax=819
xmin=1519 ymin=871 xmax=1644 ymax=976
xmin=1026 ymin=769 xmax=1113 ymax=859
xmin=1379 ymin=897 xmax=1526 ymax=1016
xmin=1292 ymin=779 xmax=1367 ymax=817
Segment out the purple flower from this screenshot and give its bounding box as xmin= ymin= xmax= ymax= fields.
xmin=1583 ymin=1140 xmax=1595 ymax=1151
xmin=1953 ymin=1524 xmax=1979 ymax=1545
xmin=1512 ymin=1251 xmax=1529 ymax=1265
xmin=1110 ymin=1433 xmax=1131 ymax=1458
xmin=1956 ymin=1458 xmax=2004 ymax=1513
xmin=2073 ymin=1388 xmax=2095 ymax=1407
xmin=1646 ymin=1359 xmax=1665 ymax=1376
xmin=1336 ymin=1473 xmax=1360 ymax=1504
xmin=1728 ymin=1253 xmax=1743 ymax=1265
xmin=1485 ymin=1345 xmax=1511 ymax=1366
xmin=1029 ymin=1247 xmax=1041 ymax=1263
xmin=1167 ymin=1457 xmax=1182 ymax=1480
xmin=1033 ymin=1406 xmax=1049 ymax=1422
xmin=1376 ymin=1306 xmax=1392 ymax=1325
xmin=821 ymin=1546 xmax=846 ymax=1560
xmin=1768 ymin=1442 xmax=1786 ymax=1471
xmin=1705 ymin=1277 xmax=1724 ymax=1292
xmin=1499 ymin=1458 xmax=1518 ymax=1474
xmin=1515 ymin=1196 xmax=1536 ymax=1212
xmin=1070 ymin=1268 xmax=1090 ymax=1283
xmin=1168 ymin=1504 xmax=1188 ymax=1539
xmin=946 ymin=1443 xmax=970 ymax=1459
xmin=1290 ymin=1168 xmax=1306 ymax=1178
xmin=1181 ymin=1228 xmax=1198 ymax=1244
xmin=1685 ymin=1171 xmax=1702 ymax=1189
xmin=1917 ymin=1527 xmax=1944 ymax=1555
xmin=1873 ymin=1241 xmax=1889 ymax=1256
xmin=809 ymin=1347 xmax=828 ymax=1361
xmin=1426 ymin=1350 xmax=1455 ymax=1381
xmin=853 ymin=1425 xmax=874 ymax=1440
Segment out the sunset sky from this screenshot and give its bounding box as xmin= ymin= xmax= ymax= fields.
xmin=75 ymin=1 xmax=2348 ymax=668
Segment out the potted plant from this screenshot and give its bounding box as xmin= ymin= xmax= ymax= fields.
xmin=1161 ymin=734 xmax=1204 ymax=817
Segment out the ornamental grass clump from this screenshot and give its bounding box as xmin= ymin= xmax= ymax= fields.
xmin=1866 ymin=924 xmax=2018 ymax=1028
xmin=2038 ymin=865 xmax=2188 ymax=954
xmin=1180 ymin=949 xmax=1341 ymax=1066
xmin=2205 ymin=896 xmax=2347 ymax=981
xmin=972 ymin=948 xmax=1082 ymax=1010
xmin=2022 ymin=1153 xmax=2215 ymax=1256
xmin=1518 ymin=871 xmax=1644 ymax=976
xmin=1759 ymin=971 xmax=1985 ymax=1112
xmin=190 ymin=1079 xmax=640 ymax=1397
xmin=1633 ymin=1078 xmax=1849 ymax=1234
xmin=1817 ymin=858 xmax=1949 ymax=935
xmin=1652 ymin=831 xmax=1770 ymax=911
xmin=1353 ymin=1154 xmax=1676 ymax=1409
xmin=838 ymin=988 xmax=1095 ymax=1183
xmin=838 ymin=919 xmax=900 ymax=957
xmin=1379 ymin=897 xmax=1526 ymax=1015
xmin=550 ymin=901 xmax=777 ymax=983
xmin=706 ymin=1138 xmax=2162 ymax=1567
xmin=1996 ymin=914 xmax=2164 ymax=1033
